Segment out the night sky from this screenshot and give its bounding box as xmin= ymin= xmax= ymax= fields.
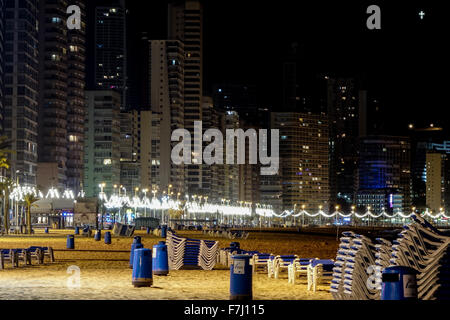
xmin=91 ymin=0 xmax=448 ymax=135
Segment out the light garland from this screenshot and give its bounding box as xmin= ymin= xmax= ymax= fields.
xmin=5 ymin=185 xmax=450 ymax=221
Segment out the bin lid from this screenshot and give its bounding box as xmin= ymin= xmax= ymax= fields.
xmin=383 ymin=266 xmax=418 ymax=274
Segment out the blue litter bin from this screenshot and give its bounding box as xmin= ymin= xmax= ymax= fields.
xmin=132 ymin=248 xmax=153 ymax=287
xmin=153 ymin=241 xmax=169 ymax=276
xmin=67 ymin=235 xmax=75 ymax=250
xmin=381 ymin=266 xmax=418 ymax=300
xmin=104 ymin=232 xmax=112 ymax=245
xmin=133 ymin=236 xmax=142 ymax=244
xmin=94 ymin=230 xmax=101 ymax=241
xmin=161 ymin=225 xmax=168 ymax=238
xmin=74 ymin=227 xmax=80 ymax=235
xmin=230 ymin=255 xmax=253 ymax=300
xmin=230 ymin=242 xmax=240 ymax=249
xmin=45 ymin=227 xmax=49 ymax=234
xmin=129 ymin=243 xmax=144 ymax=268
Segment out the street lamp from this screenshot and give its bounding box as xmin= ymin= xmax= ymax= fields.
xmin=134 ymin=187 xmax=140 ymax=219
xmin=98 ymin=183 xmax=106 ymax=229
xmin=335 ymin=205 xmax=341 ymax=226
xmin=143 ymin=189 xmax=149 ymax=217
xmin=15 ymin=170 xmax=20 ymax=230
xmin=302 ymin=204 xmax=306 ymax=226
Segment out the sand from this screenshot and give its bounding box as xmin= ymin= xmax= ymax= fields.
xmin=0 ymin=230 xmax=337 ymax=300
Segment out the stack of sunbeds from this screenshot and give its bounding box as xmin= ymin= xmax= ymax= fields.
xmin=390 ymin=214 xmax=450 ymax=300
xmin=331 ymin=231 xmax=387 ymax=300
xmin=166 ymin=231 xmax=219 ymax=271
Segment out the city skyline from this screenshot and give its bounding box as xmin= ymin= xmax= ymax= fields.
xmin=120 ymin=0 xmax=448 ymax=135
xmin=1 ymin=0 xmax=449 ymax=216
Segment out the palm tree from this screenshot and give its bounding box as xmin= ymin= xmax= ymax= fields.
xmin=0 ymin=136 xmax=13 ymax=165
xmin=0 ymin=178 xmax=14 ymax=234
xmin=0 ymin=136 xmax=13 ymax=235
xmin=24 ymin=193 xmax=40 ymax=235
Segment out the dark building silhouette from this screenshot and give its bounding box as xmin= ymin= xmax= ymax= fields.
xmin=37 ymin=0 xmax=86 ymax=193
xmin=93 ymin=0 xmax=128 ymax=110
xmin=327 ymin=78 xmax=367 ymax=210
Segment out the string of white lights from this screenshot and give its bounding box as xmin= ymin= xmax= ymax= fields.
xmin=5 ymin=186 xmax=450 ymax=220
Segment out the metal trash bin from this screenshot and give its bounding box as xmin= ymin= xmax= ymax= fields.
xmin=94 ymin=230 xmax=101 ymax=241
xmin=152 ymin=241 xmax=169 ymax=276
xmin=230 ymin=255 xmax=253 ymax=300
xmin=133 ymin=236 xmax=142 ymax=244
xmin=67 ymin=235 xmax=75 ymax=250
xmin=129 ymin=243 xmax=144 ymax=269
xmin=230 ymin=242 xmax=240 ymax=249
xmin=161 ymin=225 xmax=168 ymax=238
xmin=104 ymin=232 xmax=112 ymax=245
xmin=132 ymin=248 xmax=153 ymax=287
xmin=381 ymin=266 xmax=418 ymax=300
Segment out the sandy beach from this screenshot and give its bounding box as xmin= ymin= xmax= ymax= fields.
xmin=0 ymin=230 xmax=337 ymax=300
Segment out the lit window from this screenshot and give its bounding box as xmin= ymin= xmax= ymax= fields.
xmin=103 ymin=159 xmax=112 ymax=165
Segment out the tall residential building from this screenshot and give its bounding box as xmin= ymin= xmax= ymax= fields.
xmin=37 ymin=0 xmax=86 ymax=192
xmin=259 ymin=175 xmax=283 ymax=214
xmin=237 ymin=118 xmax=261 ymax=204
xmin=94 ymin=0 xmax=127 ymax=109
xmin=408 ymin=125 xmax=446 ymax=209
xmin=119 ymin=111 xmax=139 ymax=192
xmin=144 ymin=39 xmax=185 ymax=196
xmin=0 ymin=0 xmax=4 ymax=134
xmin=426 ymin=152 xmax=450 ymax=213
xmin=327 ymin=78 xmax=365 ymax=209
xmin=66 ymin=0 xmax=86 ymax=192
xmin=168 ymin=0 xmax=203 ymax=195
xmin=281 ymin=43 xmax=327 ymax=114
xmin=223 ymin=111 xmax=240 ymax=202
xmin=358 ymin=136 xmax=411 ymax=212
xmin=132 ymin=109 xmax=153 ymax=191
xmin=131 ymin=109 xmax=180 ymax=196
xmin=211 ymin=84 xmax=261 ymax=124
xmin=3 ymin=0 xmax=39 ymax=186
xmin=84 ymin=91 xmax=121 ymax=197
xmin=272 ymin=112 xmax=330 ymax=212
xmin=201 ymin=96 xmax=214 ymax=198
xmin=208 ymin=106 xmax=226 ymax=203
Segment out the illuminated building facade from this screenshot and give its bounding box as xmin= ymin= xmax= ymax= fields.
xmin=84 ymin=91 xmax=121 ymax=197
xmin=357 ymin=136 xmax=411 ymax=212
xmin=425 ymin=152 xmax=450 ymax=213
xmin=272 ymin=112 xmax=330 ymax=211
